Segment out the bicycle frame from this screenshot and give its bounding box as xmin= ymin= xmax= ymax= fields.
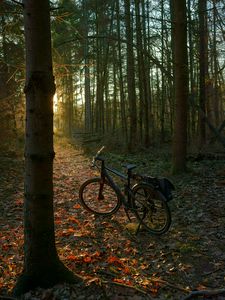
xmin=79 ymin=147 xmax=173 ymax=235
xmin=95 ymin=157 xmax=134 ymax=209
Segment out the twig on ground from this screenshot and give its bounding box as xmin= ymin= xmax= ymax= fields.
xmin=97 ymin=270 xmax=117 ymax=278
xmin=109 ymin=280 xmax=151 ymax=297
xmin=151 ymin=278 xmax=189 ymax=293
xmin=10 ymin=0 xmax=23 ymax=6
xmin=202 ymin=267 xmax=222 ymax=277
xmin=182 ymin=288 xmax=225 ymax=300
xmin=0 ymin=296 xmax=18 ymax=300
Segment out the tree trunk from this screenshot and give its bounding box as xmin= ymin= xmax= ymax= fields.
xmin=198 ymin=0 xmax=208 ymax=145
xmin=172 ymin=0 xmax=189 ymax=173
xmin=83 ymin=0 xmax=92 ymax=133
xmin=112 ymin=44 xmax=118 ymax=133
xmin=64 ymin=55 xmax=74 ymax=138
xmin=160 ymin=0 xmax=165 ymax=143
xmin=124 ymin=0 xmax=137 ymax=150
xmin=0 ymin=10 xmax=17 ymax=152
xmin=135 ymin=0 xmax=150 ymax=147
xmin=13 ymin=0 xmax=81 ymax=296
xmin=187 ymin=0 xmax=197 ymax=140
xmin=116 ymin=0 xmax=128 ymax=141
xmin=212 ymin=1 xmax=219 ymax=128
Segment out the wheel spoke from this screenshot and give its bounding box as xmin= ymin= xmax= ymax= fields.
xmin=132 ymin=183 xmax=171 ymax=234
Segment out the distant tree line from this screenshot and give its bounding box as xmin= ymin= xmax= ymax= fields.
xmin=0 ymin=0 xmax=224 ymax=158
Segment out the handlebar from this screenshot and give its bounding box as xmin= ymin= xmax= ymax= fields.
xmin=95 ymin=146 xmax=105 ymax=157
xmin=91 ymin=146 xmax=105 ymax=167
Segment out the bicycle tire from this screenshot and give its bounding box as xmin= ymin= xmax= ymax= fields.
xmin=79 ymin=177 xmax=121 ymax=216
xmin=131 ymin=183 xmax=171 ymax=235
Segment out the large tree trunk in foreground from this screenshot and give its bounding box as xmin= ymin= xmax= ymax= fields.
xmin=13 ymin=0 xmax=81 ymax=296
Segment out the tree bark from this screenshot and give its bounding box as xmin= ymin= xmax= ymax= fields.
xmin=124 ymin=0 xmax=137 ymax=151
xmin=187 ymin=0 xmax=197 ymax=140
xmin=172 ymin=0 xmax=189 ymax=173
xmin=135 ymin=0 xmax=150 ymax=147
xmin=13 ymin=0 xmax=82 ymax=296
xmin=160 ymin=0 xmax=165 ymax=143
xmin=83 ymin=0 xmax=92 ymax=133
xmin=198 ymin=0 xmax=208 ymax=145
xmin=116 ymin=0 xmax=128 ymax=141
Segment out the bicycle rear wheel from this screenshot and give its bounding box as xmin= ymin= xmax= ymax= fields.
xmin=79 ymin=177 xmax=121 ymax=216
xmin=131 ymin=183 xmax=171 ymax=235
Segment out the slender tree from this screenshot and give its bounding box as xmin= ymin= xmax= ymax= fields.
xmin=116 ymin=0 xmax=128 ymax=141
xmin=172 ymin=0 xmax=189 ymax=173
xmin=13 ymin=0 xmax=81 ymax=295
xmin=0 ymin=1 xmax=22 ymax=151
xmin=160 ymin=0 xmax=165 ymax=143
xmin=187 ymin=0 xmax=197 ymax=139
xmin=124 ymin=0 xmax=137 ymax=150
xmin=212 ymin=0 xmax=219 ymax=128
xmin=198 ymin=0 xmax=208 ymax=145
xmin=135 ymin=0 xmax=150 ymax=147
xmin=83 ymin=0 xmax=92 ymax=133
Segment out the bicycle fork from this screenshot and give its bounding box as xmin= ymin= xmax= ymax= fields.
xmin=97 ymin=178 xmax=105 ymax=200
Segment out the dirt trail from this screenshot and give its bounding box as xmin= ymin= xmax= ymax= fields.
xmin=1 ymin=140 xmax=225 ymax=299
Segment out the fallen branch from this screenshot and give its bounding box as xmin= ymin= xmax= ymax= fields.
xmin=0 ymin=296 xmax=18 ymax=300
xmin=10 ymin=0 xmax=24 ymax=6
xmin=109 ymin=280 xmax=150 ymax=297
xmin=182 ymin=288 xmax=225 ymax=300
xmin=151 ymin=278 xmax=189 ymax=293
xmin=202 ymin=267 xmax=222 ymax=277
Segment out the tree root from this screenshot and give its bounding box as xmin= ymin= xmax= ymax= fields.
xmin=12 ymin=261 xmax=83 ymax=297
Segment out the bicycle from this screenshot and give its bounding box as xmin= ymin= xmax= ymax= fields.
xmin=79 ymin=146 xmax=174 ymax=235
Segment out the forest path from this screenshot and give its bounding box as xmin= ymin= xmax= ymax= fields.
xmin=1 ymin=139 xmax=225 ymax=299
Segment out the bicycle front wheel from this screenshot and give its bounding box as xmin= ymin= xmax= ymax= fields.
xmin=79 ymin=177 xmax=121 ymax=216
xmin=132 ymin=183 xmax=171 ymax=235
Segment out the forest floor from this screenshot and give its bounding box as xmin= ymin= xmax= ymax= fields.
xmin=1 ymin=138 xmax=225 ymax=299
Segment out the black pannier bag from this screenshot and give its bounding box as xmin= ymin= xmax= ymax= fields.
xmin=157 ymin=178 xmax=175 ymax=201
xmin=143 ymin=176 xmax=175 ymax=201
